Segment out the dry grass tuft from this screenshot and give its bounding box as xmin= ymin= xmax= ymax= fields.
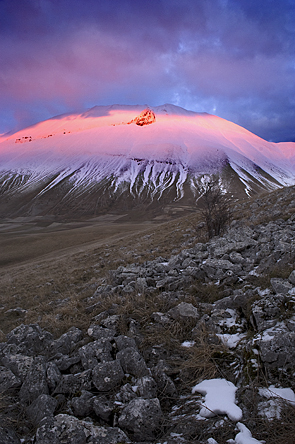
xmin=177 ymin=326 xmax=227 ymax=387
xmin=255 ymin=403 xmax=295 ymax=444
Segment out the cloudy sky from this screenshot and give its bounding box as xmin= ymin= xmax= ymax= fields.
xmin=0 ymin=0 xmax=294 ymax=142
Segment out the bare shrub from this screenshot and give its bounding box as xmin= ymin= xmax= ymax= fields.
xmin=196 ymin=174 xmax=232 ymax=239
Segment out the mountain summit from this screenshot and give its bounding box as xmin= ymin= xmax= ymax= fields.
xmin=0 ymin=104 xmax=294 ymax=219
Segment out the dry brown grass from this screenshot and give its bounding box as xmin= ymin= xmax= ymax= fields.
xmin=177 ymin=327 xmax=227 ymax=388
xmin=0 ymin=211 xmax=207 ymax=336
xmin=1 ymin=184 xmax=294 ymax=339
xmin=255 ymin=403 xmax=295 ymax=444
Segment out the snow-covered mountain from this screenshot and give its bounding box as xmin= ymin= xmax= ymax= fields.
xmin=0 ymin=104 xmax=294 ymax=218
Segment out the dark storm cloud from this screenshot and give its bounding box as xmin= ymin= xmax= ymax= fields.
xmin=0 ymin=0 xmax=294 ymax=141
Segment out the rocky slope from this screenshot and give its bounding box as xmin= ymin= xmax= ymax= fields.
xmin=1 ymin=104 xmax=295 ymax=218
xmin=1 ymin=188 xmax=295 ymax=443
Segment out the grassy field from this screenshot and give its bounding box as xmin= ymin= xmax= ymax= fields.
xmin=1 ymin=184 xmax=294 ymax=339
xmin=0 ymin=209 xmax=206 ymax=337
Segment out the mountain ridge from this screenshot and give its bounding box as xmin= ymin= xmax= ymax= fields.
xmin=0 ymin=104 xmax=294 ymax=219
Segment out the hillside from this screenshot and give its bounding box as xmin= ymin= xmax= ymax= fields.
xmin=1 ymin=185 xmax=295 ymax=443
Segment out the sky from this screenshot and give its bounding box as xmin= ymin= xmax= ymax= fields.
xmin=0 ymin=0 xmax=294 ymax=142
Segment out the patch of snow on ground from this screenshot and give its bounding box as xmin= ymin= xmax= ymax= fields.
xmin=181 ymin=340 xmax=195 ymax=347
xmin=259 ymin=385 xmax=295 ymax=404
xmin=216 ymin=333 xmax=246 ymax=348
xmin=231 ymin=422 xmax=264 ymax=444
xmin=257 ymin=399 xmax=281 ymax=420
xmin=257 ymin=385 xmax=295 ymax=420
xmin=192 ymin=378 xmax=242 ymax=421
xmin=256 ymin=322 xmax=287 ymax=342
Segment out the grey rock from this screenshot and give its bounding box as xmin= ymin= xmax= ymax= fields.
xmin=115 ymin=383 xmax=137 ymax=403
xmin=5 ymin=307 xmax=27 ymax=318
xmin=0 ymin=365 xmax=21 ymax=392
xmin=229 ymin=251 xmax=245 ymax=264
xmin=87 ymin=325 xmax=116 ymax=341
xmin=19 ymin=356 xmax=49 ymax=404
xmin=35 ymin=417 xmax=60 ymax=444
xmin=92 ymin=360 xmax=124 ymax=391
xmin=36 ymin=414 xmax=86 ymax=444
xmin=71 ymin=390 xmax=94 ymax=417
xmin=93 ymin=284 xmax=113 ymax=297
xmin=251 ymin=295 xmax=284 ymax=331
xmin=26 ymin=394 xmax=57 ymax=427
xmin=83 ymin=424 xmax=131 ymax=443
xmin=93 ymin=395 xmax=114 ymax=422
xmin=151 ymin=312 xmax=170 ymax=324
xmin=182 ymin=258 xmax=197 ymax=268
xmin=6 ymin=324 xmax=53 ymax=356
xmin=100 ymin=315 xmax=121 ymax=333
xmin=270 ymin=278 xmax=293 ymax=294
xmin=136 ymin=277 xmax=148 ymax=291
xmin=53 ymin=369 xmax=92 ymax=395
xmin=152 ymin=361 xmax=177 ymax=397
xmin=167 ymin=302 xmax=199 ymax=321
xmin=286 ymin=315 xmax=295 ymax=332
xmin=288 ymin=270 xmax=295 ymax=285
xmin=156 ymin=276 xmax=179 ymax=289
xmin=115 ymin=335 xmax=138 ymax=351
xmin=122 ymin=284 xmax=136 ymax=293
xmin=0 ymin=427 xmax=21 ymax=444
xmin=50 ymin=327 xmax=83 ymax=355
xmin=0 ymin=353 xmax=34 ymax=382
xmin=118 ymin=397 xmax=163 ymax=441
xmin=78 ymin=340 xmax=113 ymax=370
xmin=116 ymin=347 xmax=149 ymax=378
xmin=136 ymin=376 xmax=157 ymax=399
xmin=53 ymin=354 xmax=81 ymax=371
xmin=203 ymin=259 xmax=241 ymax=272
xmin=258 ymin=330 xmax=295 ymax=368
xmin=46 ymin=362 xmax=62 ymax=391
xmin=214 ymin=296 xmax=236 ymax=310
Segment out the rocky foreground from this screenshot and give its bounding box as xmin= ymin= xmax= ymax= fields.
xmin=1 ymin=205 xmax=295 ymax=442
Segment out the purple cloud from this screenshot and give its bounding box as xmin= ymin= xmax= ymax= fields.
xmin=0 ymin=0 xmax=294 ymax=141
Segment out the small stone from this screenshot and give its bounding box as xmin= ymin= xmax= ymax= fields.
xmin=270 ymin=278 xmax=293 ymax=294
xmin=6 ymin=324 xmax=53 ymax=356
xmin=115 ymin=335 xmax=138 ymax=351
xmin=26 ymin=394 xmax=57 ymax=427
xmin=118 ymin=397 xmax=163 ymax=441
xmin=53 ymin=354 xmax=81 ymax=371
xmin=116 ymin=347 xmax=149 ymax=378
xmin=0 ymin=366 xmax=21 ymax=392
xmin=71 ymin=390 xmax=94 ymax=417
xmin=87 ymin=326 xmax=115 ymax=341
xmin=53 ymin=369 xmax=92 ymax=395
xmin=78 ymin=340 xmax=113 ymax=370
xmin=115 ymin=383 xmax=137 ymax=403
xmin=136 ymin=376 xmax=157 ymax=399
xmin=1 ymin=353 xmax=34 ymax=382
xmin=167 ymin=302 xmax=199 ymax=321
xmin=93 ymin=396 xmax=114 ymax=422
xmin=288 ymin=270 xmax=295 ymax=285
xmin=46 ymin=362 xmax=62 ymax=391
xmin=19 ymin=356 xmax=49 ymax=404
xmin=92 ymin=360 xmax=124 ymax=391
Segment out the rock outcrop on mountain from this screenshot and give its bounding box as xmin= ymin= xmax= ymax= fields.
xmin=129 ymin=108 xmax=156 ymax=126
xmin=1 ymin=193 xmax=295 ymax=443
